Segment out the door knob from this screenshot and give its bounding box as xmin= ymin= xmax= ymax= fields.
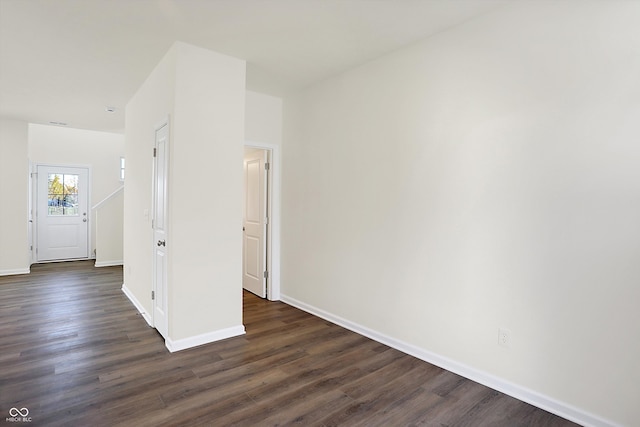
xmin=157 ymin=240 xmax=165 ymax=247
xmin=83 ymin=218 xmax=87 ymax=222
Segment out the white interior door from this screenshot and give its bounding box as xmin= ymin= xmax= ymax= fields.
xmin=153 ymin=123 xmax=169 ymax=338
xmin=243 ymin=149 xmax=268 ymax=298
xmin=28 ymin=163 xmax=34 ymax=263
xmin=36 ymin=165 xmax=89 ymax=261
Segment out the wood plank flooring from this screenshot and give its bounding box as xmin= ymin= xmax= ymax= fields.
xmin=0 ymin=261 xmax=578 ymax=426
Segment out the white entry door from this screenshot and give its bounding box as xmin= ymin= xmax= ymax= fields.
xmin=243 ymin=149 xmax=268 ymax=298
xmin=153 ymin=122 xmax=169 ymax=338
xmin=36 ymin=165 xmax=89 ymax=261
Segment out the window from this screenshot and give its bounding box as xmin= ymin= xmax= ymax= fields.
xmin=47 ymin=173 xmax=79 ymax=216
xmin=120 ymin=157 xmax=125 ymax=181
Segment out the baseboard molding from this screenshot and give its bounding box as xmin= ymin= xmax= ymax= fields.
xmin=281 ymin=294 xmax=619 ymax=427
xmin=0 ymin=267 xmax=30 ymax=276
xmin=165 ymin=325 xmax=246 ymax=353
xmin=121 ymin=283 xmax=152 ymax=327
xmin=121 ymin=283 xmax=245 ymax=353
xmin=94 ymin=260 xmax=123 ymax=267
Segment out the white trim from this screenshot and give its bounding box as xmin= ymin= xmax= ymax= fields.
xmin=165 ymin=325 xmax=246 ymax=353
xmin=0 ymin=268 xmax=30 ymax=276
xmin=244 ymin=140 xmax=281 ymax=301
xmin=92 ymin=185 xmax=124 ymax=210
xmin=94 ymin=260 xmax=123 ymax=267
xmin=122 ymin=283 xmax=152 ymax=327
xmin=280 ymin=294 xmax=621 ymax=427
xmin=35 ymin=257 xmax=90 ymax=264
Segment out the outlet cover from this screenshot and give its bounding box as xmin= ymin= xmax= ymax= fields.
xmin=498 ymin=328 xmax=511 ymax=348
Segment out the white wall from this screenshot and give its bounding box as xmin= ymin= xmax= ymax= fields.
xmin=28 ymin=124 xmax=125 ymax=259
xmin=0 ymin=118 xmax=29 ymax=275
xmin=124 ymin=45 xmax=176 ymax=325
xmin=169 ymin=42 xmax=246 ymax=341
xmin=246 ymin=91 xmax=283 ymax=146
xmin=281 ymin=2 xmax=640 ymax=426
xmin=94 ymin=188 xmax=123 ymax=267
xmin=125 ymin=42 xmax=246 ymax=347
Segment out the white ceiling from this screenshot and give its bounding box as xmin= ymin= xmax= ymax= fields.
xmin=0 ymin=0 xmax=507 ymax=132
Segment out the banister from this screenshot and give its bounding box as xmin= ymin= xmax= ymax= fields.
xmin=92 ymin=185 xmax=124 ymax=210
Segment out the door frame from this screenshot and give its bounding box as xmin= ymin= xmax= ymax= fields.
xmin=28 ymin=161 xmax=34 ymax=264
xmin=31 ymin=162 xmax=92 ymax=264
xmin=242 ymin=148 xmax=268 ymax=298
xmin=244 ymin=141 xmax=280 ymax=301
xmin=151 ymin=118 xmax=170 ymax=337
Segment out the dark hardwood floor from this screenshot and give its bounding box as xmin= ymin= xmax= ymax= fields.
xmin=0 ymin=261 xmax=578 ymax=426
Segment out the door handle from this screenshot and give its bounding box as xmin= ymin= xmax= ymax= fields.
xmin=83 ymin=218 xmax=87 ymax=222
xmin=157 ymin=240 xmax=165 ymax=247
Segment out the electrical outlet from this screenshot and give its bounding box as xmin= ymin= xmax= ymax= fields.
xmin=498 ymin=328 xmax=511 ymax=348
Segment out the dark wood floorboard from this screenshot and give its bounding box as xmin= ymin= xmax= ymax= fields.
xmin=0 ymin=260 xmax=579 ymax=426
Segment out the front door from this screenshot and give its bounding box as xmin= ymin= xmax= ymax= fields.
xmin=36 ymin=165 xmax=89 ymax=261
xmin=153 ymin=122 xmax=169 ymax=338
xmin=243 ymin=149 xmax=268 ymax=298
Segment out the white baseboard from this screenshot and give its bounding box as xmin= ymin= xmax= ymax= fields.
xmin=121 ymin=283 xmax=152 ymax=327
xmin=280 ymin=294 xmax=619 ymax=427
xmin=0 ymin=268 xmax=30 ymax=276
xmin=165 ymin=325 xmax=246 ymax=353
xmin=95 ymin=260 xmax=123 ymax=267
xmin=121 ymin=283 xmax=245 ymax=353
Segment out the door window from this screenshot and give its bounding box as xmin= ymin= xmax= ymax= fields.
xmin=47 ymin=173 xmax=79 ymax=216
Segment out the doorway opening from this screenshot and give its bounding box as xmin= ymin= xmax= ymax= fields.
xmin=242 ymin=143 xmax=280 ymax=301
